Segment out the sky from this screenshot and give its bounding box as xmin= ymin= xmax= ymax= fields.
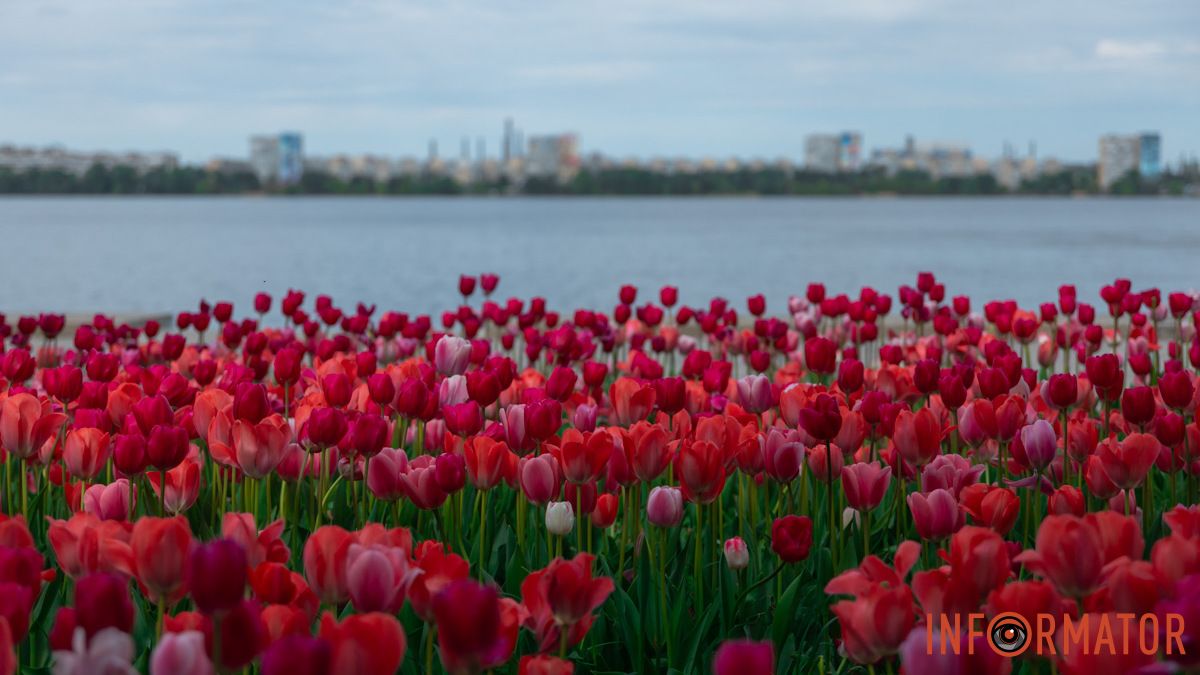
xmin=2 ymin=0 xmax=1198 ymax=164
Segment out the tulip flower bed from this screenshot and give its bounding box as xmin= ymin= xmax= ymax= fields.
xmin=1 ymin=273 xmax=1199 ymax=674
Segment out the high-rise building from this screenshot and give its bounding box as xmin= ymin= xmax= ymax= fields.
xmin=804 ymin=132 xmax=863 ymax=172
xmin=1098 ymin=134 xmax=1143 ymax=189
xmin=804 ymin=134 xmax=840 ymax=172
xmin=526 ymin=133 xmax=580 ymax=181
xmin=1139 ymin=132 xmax=1162 ymax=179
xmin=277 ymin=132 xmax=303 ymax=185
xmin=249 ymin=135 xmax=280 ymax=184
xmin=250 ymin=132 xmax=303 ymax=185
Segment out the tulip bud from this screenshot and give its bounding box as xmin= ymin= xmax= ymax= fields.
xmin=187 ymin=539 xmax=248 ymax=614
xmin=75 ymin=573 xmax=135 ymax=637
xmin=591 ymin=493 xmax=618 ymax=529
xmin=545 ymin=501 xmax=575 ymax=536
xmin=646 ymin=486 xmax=684 ymax=528
xmin=723 ymin=537 xmax=749 ymax=570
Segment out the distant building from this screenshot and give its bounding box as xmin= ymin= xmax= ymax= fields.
xmin=526 ymin=133 xmax=580 ymax=181
xmin=1098 ymin=134 xmax=1143 ymax=190
xmin=1139 ymin=132 xmax=1161 ymax=179
xmin=250 ymin=132 xmax=304 ymax=186
xmin=804 ymin=132 xmax=862 ymax=172
xmin=867 ymin=136 xmax=975 ymax=179
xmin=278 ymin=132 xmax=304 ymax=185
xmin=0 ymin=144 xmax=178 ymax=176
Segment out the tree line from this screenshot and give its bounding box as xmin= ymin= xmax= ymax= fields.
xmin=0 ymin=162 xmax=1195 ymax=196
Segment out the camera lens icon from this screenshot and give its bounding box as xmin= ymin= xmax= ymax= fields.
xmin=987 ymin=613 xmax=1031 ymax=657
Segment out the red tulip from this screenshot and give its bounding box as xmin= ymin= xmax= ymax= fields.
xmin=609 ymin=378 xmax=655 ymax=427
xmin=804 ymin=337 xmax=837 ymax=375
xmin=303 ymin=526 xmax=354 ymax=606
xmin=148 ymin=456 xmax=203 ymax=515
xmin=433 ymin=579 xmax=520 ymax=673
xmin=958 ymin=484 xmax=1019 ymax=535
xmin=771 ymin=515 xmax=813 ymax=563
xmin=712 ymin=639 xmax=775 ymax=675
xmin=74 ymin=572 xmax=135 ymax=637
xmin=831 ymin=583 xmax=915 ymax=664
xmin=591 ymin=493 xmax=618 ymax=529
xmin=188 ymin=539 xmax=248 ymax=614
xmin=521 ymin=554 xmax=613 ymax=652
xmin=130 ymin=516 xmax=193 ymax=605
xmin=1097 ymin=432 xmax=1159 ymax=489
xmin=408 ymin=543 xmax=471 ymax=622
xmin=0 ymin=393 xmax=67 ymax=460
xmin=798 ymin=393 xmax=842 ymax=442
xmin=147 ymin=424 xmax=190 ymax=472
xmin=464 ymin=436 xmax=511 ymax=490
xmin=233 ymin=415 xmax=290 ymax=479
xmin=557 ymin=429 xmax=612 ymax=484
xmin=1120 ymin=386 xmax=1157 ymax=429
xmin=893 ymin=408 xmax=941 ymax=468
xmin=519 ymin=654 xmax=574 ymax=675
xmin=1015 ymin=515 xmax=1108 ymax=598
xmin=676 ymin=439 xmax=726 ymax=504
xmin=627 ymin=422 xmax=670 ymax=483
xmin=260 ymin=635 xmax=331 ymax=675
xmin=62 ymin=428 xmax=112 ymax=481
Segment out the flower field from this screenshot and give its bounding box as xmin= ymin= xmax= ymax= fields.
xmin=1 ymin=273 xmax=1198 ymax=674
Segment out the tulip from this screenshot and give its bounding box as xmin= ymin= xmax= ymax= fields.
xmin=545 ymin=501 xmax=575 ymax=536
xmin=147 ymin=424 xmax=189 ymax=472
xmin=558 ymin=429 xmax=612 ymax=484
xmin=1043 ymin=373 xmax=1078 ymax=409
xmin=647 ymin=486 xmax=684 ymax=528
xmin=627 ymin=421 xmax=671 ymax=483
xmin=209 ymin=599 xmax=265 ymax=671
xmin=519 ymin=454 xmax=561 ymax=505
xmin=130 ymin=516 xmax=193 ymax=605
xmin=83 ymin=480 xmax=133 ymax=521
xmin=366 ymin=447 xmax=407 ymax=501
xmin=52 ymin=627 xmax=136 ymax=675
xmin=148 ymin=458 xmax=202 ymax=515
xmin=676 ymin=439 xmax=726 ymax=504
xmin=1016 ymin=420 xmax=1057 ymax=472
xmin=804 ymin=337 xmax=837 ymax=375
xmin=303 ymin=526 xmax=354 ymax=606
xmin=188 ymin=539 xmax=248 ymax=614
xmin=306 ymin=407 xmax=348 ymax=449
xmin=762 ymin=428 xmax=805 ymax=483
xmin=1014 ymin=515 xmax=1107 ymax=598
xmin=797 ymin=393 xmax=842 ymax=442
xmin=1097 ymin=432 xmax=1159 ymax=489
xmin=591 ymin=493 xmax=618 ymax=529
xmin=464 ymin=436 xmax=510 ymax=490
xmin=435 ymin=335 xmax=472 ymax=376
xmin=61 ymin=427 xmax=111 ymax=480
xmin=233 ymin=382 xmax=270 ymax=424
xmin=1121 ymin=386 xmax=1157 ymax=429
xmin=519 ymin=655 xmax=574 ymax=675
xmin=723 ymin=537 xmax=749 ymax=570
xmin=444 ymin=402 xmax=484 ymax=438
xmin=260 ymin=636 xmax=332 ymax=675
xmin=0 ymin=393 xmax=67 ymax=460
xmin=150 ymin=630 xmax=213 ymax=675
xmin=408 ymin=544 xmax=471 ymax=622
xmin=432 ymin=579 xmax=514 ymax=673
xmin=906 ymin=489 xmax=962 ymax=540
xmin=75 ymin=573 xmax=135 ymax=637
xmin=842 ymin=462 xmax=892 ymax=511
xmin=1161 ymin=370 xmax=1194 ymax=410
xmin=893 ymin=408 xmax=940 ymax=468
xmin=345 ymin=544 xmax=412 ymax=614
xmin=609 ymin=377 xmax=656 ymax=426
xmin=317 ymin=612 xmax=407 ymax=675
xmin=736 ymin=375 xmax=772 ymax=414
xmin=713 ymin=639 xmax=774 ymax=675
xmin=233 ymin=416 xmax=290 ymax=479
xmin=771 ymin=515 xmax=813 ymax=563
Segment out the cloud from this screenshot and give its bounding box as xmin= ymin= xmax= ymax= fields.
xmin=1095 ymin=39 xmax=1168 ymax=60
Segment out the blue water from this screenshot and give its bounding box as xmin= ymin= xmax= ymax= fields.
xmin=1 ymin=196 xmax=1197 ymax=317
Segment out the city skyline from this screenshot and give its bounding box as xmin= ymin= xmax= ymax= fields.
xmin=1 ymin=1 xmax=1198 ymax=164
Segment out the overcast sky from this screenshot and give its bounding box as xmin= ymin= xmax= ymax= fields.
xmin=2 ymin=0 xmax=1197 ymax=164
